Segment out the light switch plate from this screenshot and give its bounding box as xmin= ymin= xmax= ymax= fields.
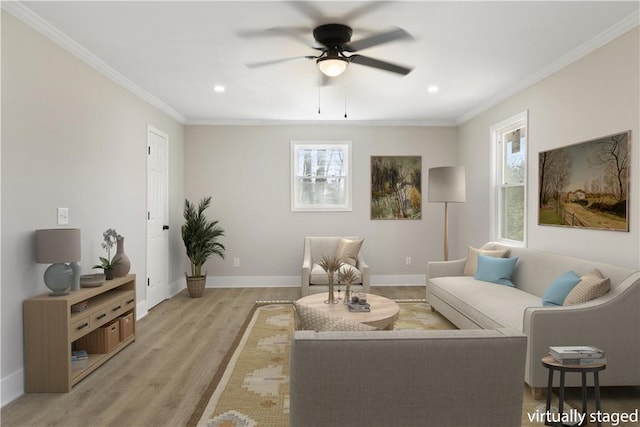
xmin=57 ymin=207 xmax=69 ymax=225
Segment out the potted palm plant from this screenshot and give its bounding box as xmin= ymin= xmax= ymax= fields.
xmin=181 ymin=196 xmax=225 ymax=298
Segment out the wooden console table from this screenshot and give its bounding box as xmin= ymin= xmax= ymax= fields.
xmin=23 ymin=274 xmax=136 ymax=392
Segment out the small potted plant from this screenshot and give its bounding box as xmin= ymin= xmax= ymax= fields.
xmin=181 ymin=196 xmax=225 ymax=298
xmin=93 ymin=228 xmax=121 ymax=280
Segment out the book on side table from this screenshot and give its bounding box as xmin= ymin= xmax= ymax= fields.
xmin=348 ymin=302 xmax=371 ymax=312
xmin=549 ymin=346 xmax=606 ymax=365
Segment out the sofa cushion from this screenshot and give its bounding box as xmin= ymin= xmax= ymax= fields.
xmin=475 ymin=254 xmax=518 ymax=287
xmin=542 ymin=271 xmax=581 ymax=306
xmin=564 ymin=269 xmax=611 ymax=305
xmin=293 ymin=302 xmax=377 ymax=331
xmin=428 ymin=276 xmax=542 ymax=330
xmin=463 ymin=246 xmax=510 ymax=276
xmin=334 ymin=238 xmax=364 ymax=266
xmin=310 ymin=263 xmax=362 ymax=285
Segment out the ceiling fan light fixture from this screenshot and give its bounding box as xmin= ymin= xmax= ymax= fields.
xmin=317 ymin=57 xmax=348 ymax=77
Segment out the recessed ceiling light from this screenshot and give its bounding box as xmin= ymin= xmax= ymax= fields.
xmin=427 ymin=85 xmax=439 ymax=93
xmin=213 ymin=85 xmax=226 ymax=93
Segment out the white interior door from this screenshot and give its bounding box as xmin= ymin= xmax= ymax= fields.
xmin=146 ymin=125 xmax=169 ymax=310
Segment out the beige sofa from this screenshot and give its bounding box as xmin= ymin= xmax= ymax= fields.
xmin=301 ymin=236 xmax=370 ymax=296
xmin=290 ymin=328 xmax=527 ymax=427
xmin=427 ymin=242 xmax=640 ymax=392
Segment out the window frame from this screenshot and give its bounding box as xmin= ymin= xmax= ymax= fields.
xmin=290 ymin=141 xmax=352 ymax=212
xmin=489 ymin=111 xmax=528 ymax=246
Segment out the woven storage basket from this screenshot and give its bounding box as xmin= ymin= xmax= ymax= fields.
xmin=76 ymin=320 xmax=120 ymax=354
xmin=186 ymin=275 xmax=206 ymax=298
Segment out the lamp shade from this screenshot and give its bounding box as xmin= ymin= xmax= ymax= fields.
xmin=35 ymin=228 xmax=81 ymax=263
xmin=428 ymin=166 xmax=466 ymax=203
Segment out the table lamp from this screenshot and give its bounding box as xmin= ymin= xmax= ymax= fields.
xmin=35 ymin=228 xmax=81 ymax=296
xmin=428 ymin=166 xmax=466 ymax=261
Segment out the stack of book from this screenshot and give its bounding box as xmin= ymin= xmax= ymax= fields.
xmin=71 ymin=300 xmax=89 ymax=312
xmin=549 ymin=346 xmax=606 ymax=365
xmin=71 ymin=350 xmax=89 ymax=370
xmin=348 ymin=302 xmax=370 ymax=312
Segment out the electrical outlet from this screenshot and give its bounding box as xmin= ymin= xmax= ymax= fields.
xmin=57 ymin=207 xmax=69 ymax=225
xmin=405 ymin=256 xmax=412 ymax=266
xmin=233 ymin=258 xmax=240 ymax=268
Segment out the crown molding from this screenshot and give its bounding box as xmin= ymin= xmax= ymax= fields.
xmin=456 ymin=9 xmax=640 ymax=125
xmin=185 ymin=118 xmax=457 ymax=127
xmin=2 ymin=1 xmax=187 ymax=124
xmin=4 ymin=2 xmax=637 ymax=128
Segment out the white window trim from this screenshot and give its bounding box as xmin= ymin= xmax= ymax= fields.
xmin=489 ymin=111 xmax=528 ymax=246
xmin=290 ymin=141 xmax=352 ymax=212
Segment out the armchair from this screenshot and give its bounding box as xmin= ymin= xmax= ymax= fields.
xmin=301 ymin=236 xmax=370 ymax=296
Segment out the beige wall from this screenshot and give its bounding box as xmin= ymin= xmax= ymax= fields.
xmin=457 ymin=27 xmax=640 ymax=267
xmin=1 ymin=12 xmax=185 ymax=403
xmin=185 ymin=125 xmax=458 ymax=284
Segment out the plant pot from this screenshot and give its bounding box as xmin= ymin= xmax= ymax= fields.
xmin=104 ymin=269 xmax=115 ymax=280
xmin=186 ymin=275 xmax=206 ymax=298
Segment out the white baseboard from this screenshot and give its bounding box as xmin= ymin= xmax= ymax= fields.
xmin=204 ymin=274 xmax=426 ymax=288
xmin=371 ymin=275 xmax=426 ymax=286
xmin=169 ymin=277 xmax=185 ymax=296
xmin=136 ymin=304 xmax=149 ymax=320
xmin=1 ymin=368 xmax=24 ymax=407
xmin=1 ymin=274 xmax=424 ymax=407
xmin=207 ymin=276 xmax=300 ymax=288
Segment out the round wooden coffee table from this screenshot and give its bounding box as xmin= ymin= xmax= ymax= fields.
xmin=295 ymin=292 xmax=400 ymax=330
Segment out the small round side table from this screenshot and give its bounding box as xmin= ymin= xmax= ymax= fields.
xmin=541 ymin=355 xmax=606 ymax=427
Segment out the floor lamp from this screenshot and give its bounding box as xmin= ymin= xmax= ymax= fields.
xmin=428 ymin=166 xmax=466 ymax=261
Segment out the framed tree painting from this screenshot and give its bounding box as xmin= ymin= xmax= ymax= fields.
xmin=371 ymin=156 xmax=422 ymax=220
xmin=538 ymin=131 xmax=630 ymax=231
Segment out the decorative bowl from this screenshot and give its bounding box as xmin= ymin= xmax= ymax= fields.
xmin=80 ymin=273 xmax=106 ymax=287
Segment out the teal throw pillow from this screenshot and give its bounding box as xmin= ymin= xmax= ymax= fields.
xmin=475 ymin=254 xmax=518 ymax=287
xmin=542 ymin=271 xmax=581 ymax=307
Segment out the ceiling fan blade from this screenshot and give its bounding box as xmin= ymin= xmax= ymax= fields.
xmin=266 ymin=27 xmax=322 ymax=49
xmin=246 ymin=56 xmax=316 ymax=69
xmin=287 ymin=1 xmax=327 ymax=23
xmin=237 ymin=27 xmax=321 ymax=49
xmin=340 ymin=1 xmax=390 ymax=23
xmin=349 ymin=55 xmax=413 ymax=75
xmin=289 ymin=1 xmax=390 ymax=25
xmin=344 ymin=27 xmax=412 ymax=52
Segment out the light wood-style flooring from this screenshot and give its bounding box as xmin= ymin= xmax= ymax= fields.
xmin=2 ymin=286 xmax=638 ymax=426
xmin=1 ymin=286 xmax=418 ymax=427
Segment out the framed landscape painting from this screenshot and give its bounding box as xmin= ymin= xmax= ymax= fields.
xmin=538 ymin=131 xmax=630 ymax=231
xmin=371 ymin=156 xmax=422 ymax=220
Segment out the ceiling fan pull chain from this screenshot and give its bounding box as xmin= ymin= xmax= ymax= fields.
xmin=344 ymin=69 xmax=349 ymax=118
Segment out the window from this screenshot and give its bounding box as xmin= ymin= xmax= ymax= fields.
xmin=490 ymin=111 xmax=527 ymax=245
xmin=291 ymin=141 xmax=352 ymax=211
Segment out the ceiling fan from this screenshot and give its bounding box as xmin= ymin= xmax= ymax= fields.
xmin=245 ymin=23 xmax=414 ymax=79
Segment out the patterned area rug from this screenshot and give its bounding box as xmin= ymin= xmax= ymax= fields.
xmin=188 ymin=300 xmax=551 ymax=427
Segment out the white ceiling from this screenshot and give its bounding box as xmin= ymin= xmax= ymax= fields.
xmin=8 ymin=1 xmax=640 ymax=125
